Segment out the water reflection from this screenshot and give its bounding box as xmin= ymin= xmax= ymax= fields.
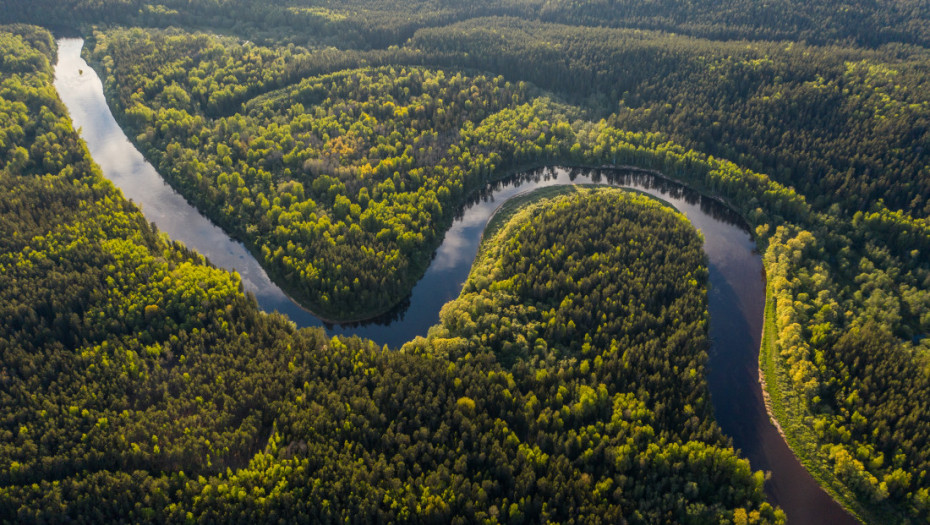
xmin=55 ymin=37 xmax=857 ymax=524
xmin=324 ymin=165 xmax=757 ymax=347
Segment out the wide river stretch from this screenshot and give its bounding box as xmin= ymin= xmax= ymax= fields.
xmin=55 ymin=37 xmax=857 ymax=524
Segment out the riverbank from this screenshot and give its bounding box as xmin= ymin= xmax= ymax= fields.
xmin=759 ymin=282 xmax=877 ymax=523
xmin=56 ymin=35 xmax=857 ymax=521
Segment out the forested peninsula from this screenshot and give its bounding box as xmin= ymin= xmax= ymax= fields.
xmin=1 ymin=0 xmax=930 ymax=523
xmin=0 ymin=28 xmax=780 ymax=521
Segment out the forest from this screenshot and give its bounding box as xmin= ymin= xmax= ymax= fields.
xmin=0 ymin=26 xmax=780 ymax=522
xmin=1 ymin=0 xmax=930 ymax=523
xmin=3 ymin=0 xmax=930 ymax=49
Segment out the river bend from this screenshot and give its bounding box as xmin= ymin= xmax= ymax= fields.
xmin=53 ymin=37 xmax=857 ymax=524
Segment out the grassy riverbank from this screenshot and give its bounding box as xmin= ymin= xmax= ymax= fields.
xmin=759 ymin=283 xmax=875 ymax=524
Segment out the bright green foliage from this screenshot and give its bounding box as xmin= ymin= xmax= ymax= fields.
xmin=411 ymin=17 xmax=930 ymax=218
xmin=89 ymin=28 xmax=532 ymax=319
xmin=1 ymin=0 xmax=930 ymax=519
xmin=408 ymin=187 xmax=780 ymax=522
xmin=81 ymin=25 xmax=930 ymax=521
xmin=431 ymin=188 xmax=713 ymax=434
xmin=763 ymin=221 xmax=930 ymax=520
xmin=0 ymin=26 xmax=782 ymax=523
xmin=0 ymin=23 xmax=301 ymax=491
xmin=86 ymin=27 xmax=813 ymax=319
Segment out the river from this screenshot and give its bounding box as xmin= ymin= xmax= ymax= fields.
xmin=53 ymin=37 xmax=857 ymax=524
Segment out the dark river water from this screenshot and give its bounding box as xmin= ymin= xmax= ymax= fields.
xmin=54 ymin=37 xmax=858 ymax=524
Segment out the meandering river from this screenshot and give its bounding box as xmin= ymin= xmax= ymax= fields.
xmin=54 ymin=37 xmax=857 ymax=524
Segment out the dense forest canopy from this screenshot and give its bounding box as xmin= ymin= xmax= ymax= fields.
xmin=0 ymin=0 xmax=930 ymax=522
xmin=3 ymin=0 xmax=930 ymax=48
xmin=88 ymin=27 xmax=544 ymax=319
xmin=408 ymin=17 xmax=930 ymax=217
xmin=82 ymin=19 xmax=930 ymax=524
xmin=0 ymin=27 xmax=781 ymax=521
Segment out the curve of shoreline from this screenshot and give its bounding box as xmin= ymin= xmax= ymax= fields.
xmin=54 ymin=36 xmax=858 ymax=525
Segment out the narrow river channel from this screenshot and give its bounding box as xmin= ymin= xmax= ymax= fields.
xmin=54 ymin=37 xmax=858 ymax=524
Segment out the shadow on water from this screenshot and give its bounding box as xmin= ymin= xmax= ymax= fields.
xmin=323 ymin=295 xmax=412 ymax=330
xmin=54 ymin=38 xmax=858 ymax=524
xmin=707 ymin=270 xmax=860 ymax=524
xmin=49 ymin=26 xmax=84 ymax=39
